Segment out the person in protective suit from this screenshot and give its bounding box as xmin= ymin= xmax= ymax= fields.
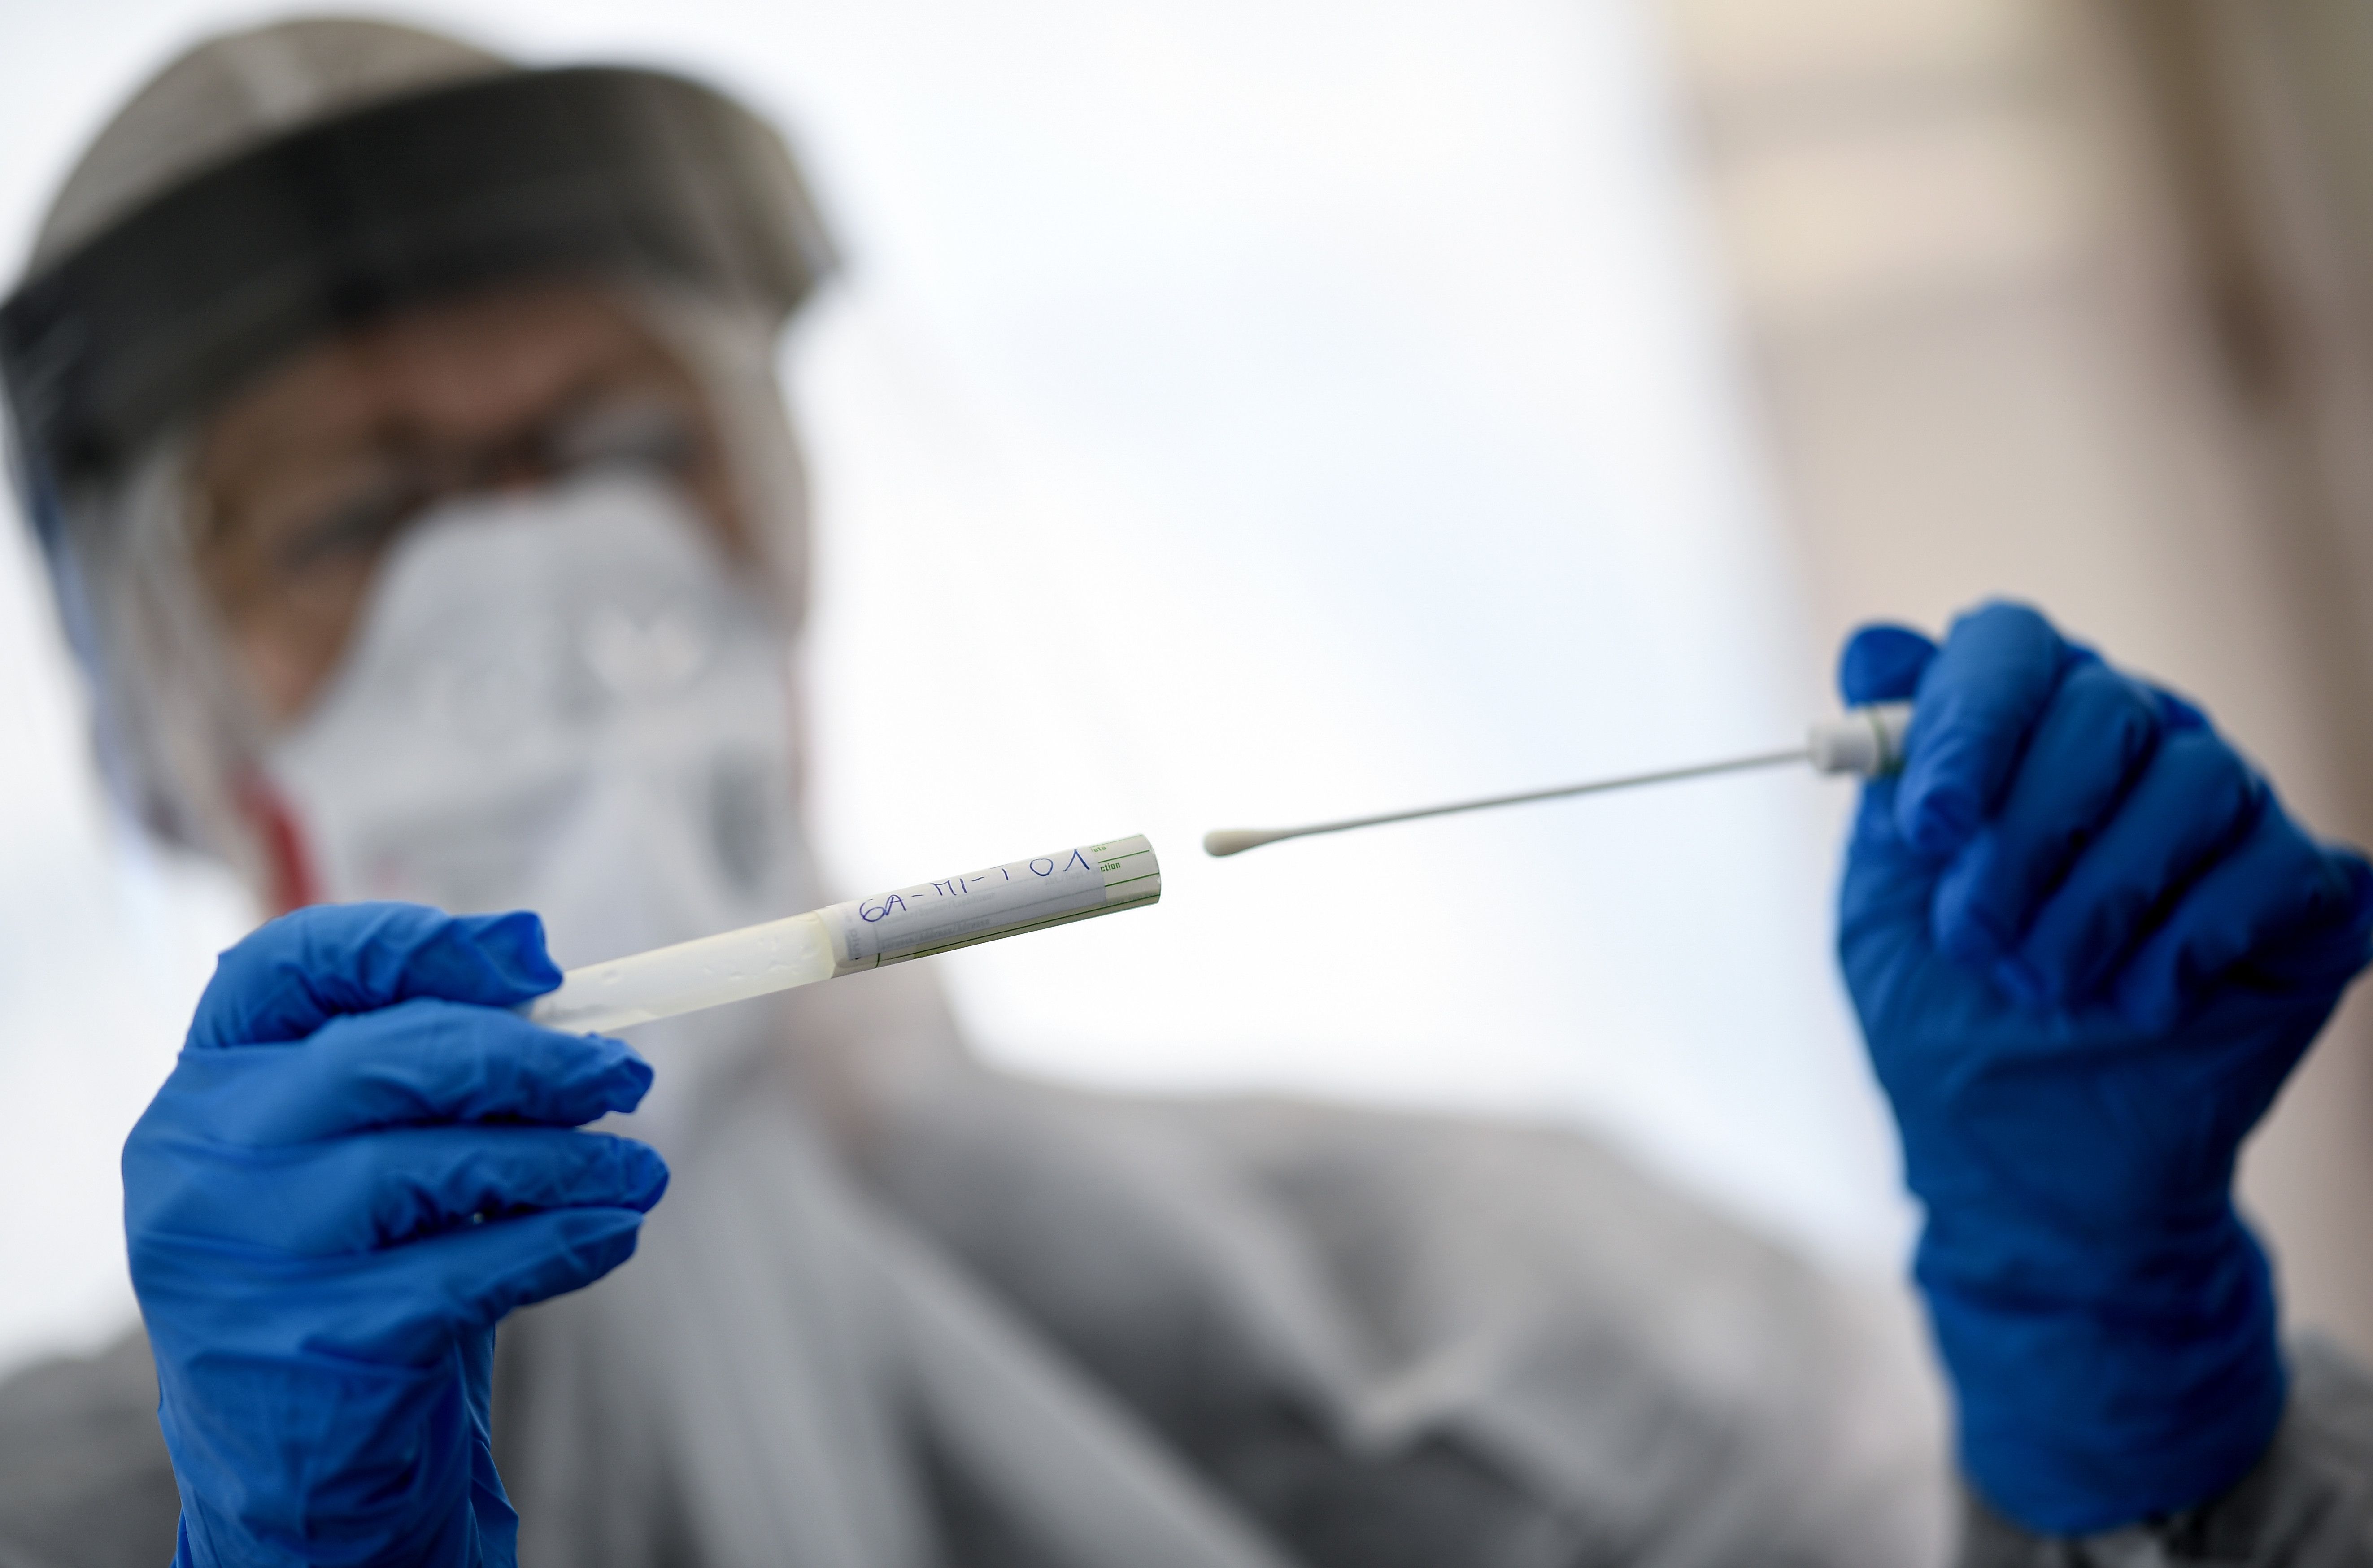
xmin=2 ymin=18 xmax=2372 ymax=1568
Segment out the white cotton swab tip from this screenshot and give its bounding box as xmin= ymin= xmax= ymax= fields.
xmin=1202 ymin=828 xmax=1294 ymax=858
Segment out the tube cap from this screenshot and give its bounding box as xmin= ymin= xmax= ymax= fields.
xmin=1808 ymin=702 xmax=1915 ymax=777
xmin=826 ymin=836 xmax=1162 ymax=973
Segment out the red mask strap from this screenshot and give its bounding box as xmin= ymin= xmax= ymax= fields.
xmin=234 ymin=772 xmax=322 ymax=915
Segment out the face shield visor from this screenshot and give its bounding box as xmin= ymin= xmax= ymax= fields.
xmin=0 ymin=52 xmax=837 ymax=885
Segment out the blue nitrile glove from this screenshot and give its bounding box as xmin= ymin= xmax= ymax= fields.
xmin=124 ymin=902 xmax=667 ymax=1568
xmin=1837 ymin=602 xmax=2373 ymax=1536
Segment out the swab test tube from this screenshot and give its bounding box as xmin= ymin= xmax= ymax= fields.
xmin=529 ymin=835 xmax=1160 ymax=1035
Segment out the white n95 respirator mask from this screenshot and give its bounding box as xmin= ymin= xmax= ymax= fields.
xmin=263 ymin=470 xmax=822 ymax=981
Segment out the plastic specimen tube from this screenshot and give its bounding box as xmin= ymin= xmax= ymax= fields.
xmin=529 ymin=835 xmax=1160 ymax=1034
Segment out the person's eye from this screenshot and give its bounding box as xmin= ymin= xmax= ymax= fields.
xmin=549 ymin=396 xmax=696 ymax=476
xmin=274 ymin=473 xmax=431 ymax=579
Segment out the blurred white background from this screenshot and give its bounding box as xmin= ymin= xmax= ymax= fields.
xmin=0 ymin=0 xmax=1914 ymax=1376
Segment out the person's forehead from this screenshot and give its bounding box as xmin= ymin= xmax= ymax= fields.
xmin=300 ymin=282 xmax=669 ymax=387
xmin=204 ymin=281 xmax=690 ymax=453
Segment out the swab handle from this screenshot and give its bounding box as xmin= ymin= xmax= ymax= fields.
xmin=1808 ymin=702 xmax=1914 ymax=776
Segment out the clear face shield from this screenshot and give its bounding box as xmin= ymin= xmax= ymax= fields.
xmin=0 ymin=58 xmax=837 ymax=912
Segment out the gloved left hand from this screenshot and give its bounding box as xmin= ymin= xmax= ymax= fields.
xmin=1838 ymin=603 xmax=2373 ymax=1537
xmin=124 ymin=903 xmax=667 ymax=1568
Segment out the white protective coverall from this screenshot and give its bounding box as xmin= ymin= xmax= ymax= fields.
xmin=4 ymin=19 xmax=2371 ymax=1568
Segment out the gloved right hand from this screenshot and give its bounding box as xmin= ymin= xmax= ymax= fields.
xmin=124 ymin=903 xmax=667 ymax=1568
xmin=1836 ymin=605 xmax=2373 ymax=1534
